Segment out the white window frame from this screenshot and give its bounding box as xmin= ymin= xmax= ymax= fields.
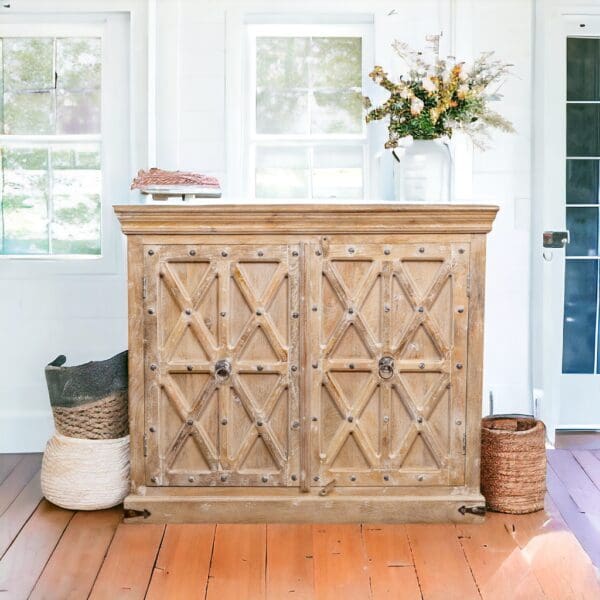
xmin=0 ymin=14 xmax=130 ymax=276
xmin=244 ymin=22 xmax=374 ymax=201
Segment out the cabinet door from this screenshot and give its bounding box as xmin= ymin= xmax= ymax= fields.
xmin=308 ymin=242 xmax=469 ymax=487
xmin=144 ymin=244 xmax=301 ymax=487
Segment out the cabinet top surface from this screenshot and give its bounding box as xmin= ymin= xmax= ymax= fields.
xmin=114 ymin=201 xmax=498 ymax=235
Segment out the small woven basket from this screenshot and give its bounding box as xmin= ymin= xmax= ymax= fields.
xmin=42 ymin=433 xmax=130 ymax=510
xmin=481 ymin=415 xmax=546 ymax=514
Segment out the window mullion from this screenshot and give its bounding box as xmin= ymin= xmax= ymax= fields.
xmin=47 ymin=146 xmax=53 ymax=255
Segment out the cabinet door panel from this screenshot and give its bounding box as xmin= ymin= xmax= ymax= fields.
xmin=144 ymin=244 xmax=301 ymax=487
xmin=308 ymin=242 xmax=469 ymax=487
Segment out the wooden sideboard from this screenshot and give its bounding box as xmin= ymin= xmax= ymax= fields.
xmin=115 ymin=202 xmax=498 ymax=523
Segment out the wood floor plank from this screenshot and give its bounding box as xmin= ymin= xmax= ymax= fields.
xmin=0 ymin=454 xmax=23 ymax=485
xmin=0 ymin=470 xmax=43 ymax=558
xmin=29 ymin=507 xmax=122 ymax=600
xmin=145 ymin=524 xmax=215 ymax=600
xmin=546 ymin=463 xmax=600 ymax=567
xmin=88 ymin=523 xmax=165 ymax=600
xmin=456 ymin=512 xmax=545 ymax=600
xmin=312 ymin=524 xmax=371 ymax=600
xmin=547 ymin=449 xmax=600 ymax=514
xmin=572 ymin=450 xmax=600 ymax=491
xmin=266 ymin=524 xmax=314 ymax=599
xmin=405 ymin=524 xmax=479 ymax=600
xmin=498 ymin=505 xmax=600 ymax=599
xmin=0 ymin=500 xmax=73 ymax=600
xmin=206 ymin=524 xmax=266 ymax=600
xmin=0 ymin=453 xmax=41 ymax=516
xmin=362 ymin=524 xmax=421 ymax=599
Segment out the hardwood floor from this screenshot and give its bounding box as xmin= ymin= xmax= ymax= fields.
xmin=0 ymin=448 xmax=598 ymax=599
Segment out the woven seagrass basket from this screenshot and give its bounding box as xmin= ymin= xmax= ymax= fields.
xmin=481 ymin=415 xmax=547 ymax=514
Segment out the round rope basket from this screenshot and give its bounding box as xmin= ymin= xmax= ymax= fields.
xmin=481 ymin=415 xmax=546 ymax=514
xmin=42 ymin=433 xmax=130 ymax=510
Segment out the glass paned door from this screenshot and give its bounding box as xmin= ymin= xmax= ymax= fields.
xmin=563 ymin=37 xmax=600 ymax=374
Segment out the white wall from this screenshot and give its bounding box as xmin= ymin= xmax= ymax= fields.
xmin=1 ymin=0 xmax=535 ymax=451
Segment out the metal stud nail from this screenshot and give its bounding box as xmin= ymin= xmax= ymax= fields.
xmin=186 ymin=419 xmax=194 ymax=426
xmin=258 ymin=250 xmax=264 ymax=257
xmin=262 ymin=476 xmax=269 ymax=483
xmin=188 ymin=476 xmax=194 ymax=482
xmin=151 ymin=476 xmax=158 ymax=483
xmin=221 ymin=250 xmax=228 ymax=257
xmin=187 ymin=365 xmax=193 ymax=372
xmin=291 ymin=474 xmax=297 ymax=481
xmin=315 ymin=249 xmax=322 ymax=256
xmin=292 ymin=311 xmax=299 ymax=319
xmin=148 ymin=308 xmax=154 ymax=315
xmin=417 ymin=306 xmax=424 ymax=313
xmin=349 ymin=363 xmax=355 ymax=370
xmin=292 ymin=420 xmax=300 ymax=429
xmin=312 ymin=416 xmax=318 ymax=422
xmin=457 ymin=306 xmax=464 ymax=313
xmin=185 ymin=308 xmax=192 ymax=315
xmin=348 ymin=307 xmax=354 ymax=314
xmin=312 ymin=362 xmax=318 ymax=369
xmin=417 ymin=474 xmax=424 ymax=481
xmin=384 ymin=475 xmax=390 ymax=481
xmin=257 ymin=365 xmax=264 ymax=371
xmin=347 ymin=415 xmax=354 ymax=423
xmin=221 ymin=474 xmax=228 ymax=482
xmin=291 ymin=365 xmax=298 ymax=372
xmin=150 ymin=364 xmax=157 ymax=371
xmin=383 ymin=416 xmax=389 ymax=424
xmin=220 ymin=311 xmax=226 ymax=317
xmin=292 ymin=250 xmax=299 ymax=257
xmin=148 ymin=249 xmax=154 ymax=256
xmin=419 ymin=247 xmax=425 ymax=253
xmin=456 ymin=363 xmax=463 ymax=370
xmin=417 ymin=416 xmax=423 ymax=423
xmin=384 ymin=248 xmax=391 ymax=255
xmin=312 ymin=305 xmax=318 ymax=312
xmin=348 ymin=247 xmax=355 ymax=254
xmin=384 ymin=304 xmax=390 ymax=313
xmin=257 ymin=420 xmax=263 ymax=426
xmin=459 ymin=248 xmax=465 ymax=254
xmin=256 ymin=309 xmax=263 ymax=316
xmin=221 ymin=418 xmax=228 ymax=425
xmin=149 ymin=426 xmax=156 ymax=432
xmin=419 ymin=362 xmax=425 ymax=369
xmin=455 ymin=419 xmax=462 ymax=425
xmin=350 ymin=475 xmax=356 ymax=482
xmin=189 ymin=249 xmax=196 ymax=256
xmin=313 ymin=476 xmax=320 ymax=482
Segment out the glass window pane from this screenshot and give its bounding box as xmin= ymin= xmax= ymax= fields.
xmin=567 ymin=159 xmax=600 ymax=204
xmin=312 ymin=91 xmax=362 ymax=134
xmin=563 ymin=259 xmax=598 ymax=374
xmin=256 ymin=91 xmax=308 ymax=134
xmin=567 ymin=38 xmax=600 ymax=101
xmin=4 ymin=91 xmax=54 ymax=134
xmin=51 ymin=145 xmax=101 ymax=254
xmin=312 ymin=146 xmax=363 ymax=199
xmin=255 ymin=146 xmax=309 ymax=198
xmin=56 ymin=38 xmax=101 ymax=91
xmin=567 ymin=104 xmax=600 ymax=157
xmin=310 ymin=37 xmax=362 ymax=88
xmin=3 ymin=38 xmax=53 ymax=91
xmin=256 ymin=37 xmax=309 ymax=90
xmin=57 ymin=89 xmax=101 ymax=134
xmin=566 ymin=207 xmax=599 ymax=256
xmin=1 ymin=147 xmax=49 ymax=255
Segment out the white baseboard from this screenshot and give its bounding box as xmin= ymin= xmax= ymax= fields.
xmin=0 ymin=410 xmax=54 ymax=453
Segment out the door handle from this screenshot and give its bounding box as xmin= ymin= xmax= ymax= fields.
xmin=214 ymin=359 xmax=232 ymax=382
xmin=378 ymin=356 xmax=395 ymax=379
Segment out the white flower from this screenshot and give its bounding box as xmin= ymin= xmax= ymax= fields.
xmin=410 ymin=96 xmax=424 ymax=115
xmin=421 ymin=76 xmax=437 ymax=93
xmin=457 ymin=84 xmax=469 ymax=99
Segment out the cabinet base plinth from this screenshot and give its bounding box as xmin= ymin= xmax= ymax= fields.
xmin=123 ymin=491 xmax=486 ymax=524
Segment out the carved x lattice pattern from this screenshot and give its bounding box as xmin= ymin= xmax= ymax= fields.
xmin=314 ymin=244 xmax=468 ymax=486
xmin=146 ymin=245 xmax=299 ymax=486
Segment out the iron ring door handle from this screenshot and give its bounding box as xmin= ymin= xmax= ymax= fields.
xmin=214 ymin=359 xmax=232 ymax=382
xmin=378 ymin=356 xmax=395 ymax=379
